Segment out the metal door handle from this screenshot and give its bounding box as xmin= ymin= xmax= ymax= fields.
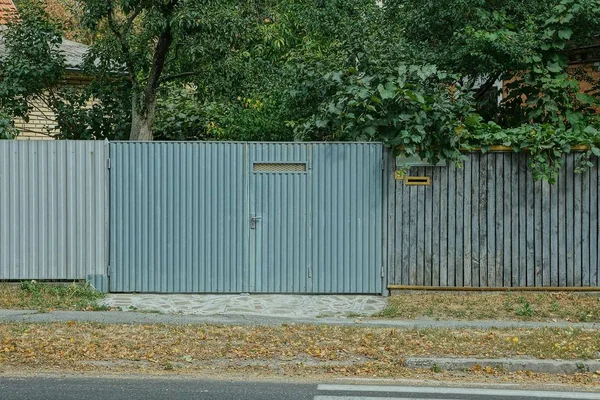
xmin=250 ymin=215 xmax=262 ymax=229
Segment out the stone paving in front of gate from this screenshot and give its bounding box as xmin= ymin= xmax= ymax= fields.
xmin=100 ymin=294 xmax=388 ymax=318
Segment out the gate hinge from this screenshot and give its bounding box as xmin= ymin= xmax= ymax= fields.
xmin=381 ymin=158 xmax=384 ymax=170
xmin=381 ymin=266 xmax=385 ymax=278
xmin=106 ymin=265 xmax=111 ymax=277
xmin=106 ymin=158 xmax=111 ymax=169
xmin=308 ymin=267 xmax=312 ymax=279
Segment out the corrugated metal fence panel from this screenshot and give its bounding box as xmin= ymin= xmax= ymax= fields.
xmin=109 ymin=142 xmax=246 ymax=293
xmin=0 ymin=140 xmax=108 ymax=280
xmin=111 ymin=142 xmax=384 ymax=294
xmin=311 ymin=143 xmax=383 ymax=293
xmin=391 ymin=152 xmax=600 ymax=287
xmin=248 ymin=143 xmax=310 ymax=292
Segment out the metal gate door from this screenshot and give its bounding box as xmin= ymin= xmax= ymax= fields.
xmin=110 ymin=142 xmax=383 ymax=294
xmin=109 ymin=142 xmax=246 ymax=293
xmin=248 ymin=143 xmax=311 ymax=292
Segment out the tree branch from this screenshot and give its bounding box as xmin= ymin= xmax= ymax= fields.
xmin=142 ymin=0 xmax=179 ymax=104
xmin=124 ymin=6 xmax=142 ymax=33
xmin=105 ymin=0 xmax=138 ymax=84
xmin=158 ymin=71 xmax=201 ymax=84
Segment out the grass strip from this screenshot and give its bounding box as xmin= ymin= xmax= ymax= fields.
xmin=0 ymin=281 xmax=106 ymax=311
xmin=381 ymin=292 xmax=600 ymax=322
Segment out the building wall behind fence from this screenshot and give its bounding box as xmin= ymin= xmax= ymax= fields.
xmin=388 ymin=151 xmax=600 ymax=288
xmin=0 ymin=140 xmax=109 ymax=290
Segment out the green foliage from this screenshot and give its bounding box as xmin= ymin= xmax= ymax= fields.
xmin=2 ymin=0 xmax=600 ymax=183
xmin=0 ymin=1 xmax=65 ymax=138
xmin=17 ymin=280 xmax=105 ymax=311
xmin=463 ymin=118 xmax=600 ymax=183
xmin=0 ymin=0 xmax=130 ymax=140
xmin=52 ymin=79 xmax=132 ymax=140
xmin=153 ymin=84 xmax=291 ymax=141
xmin=516 ymin=297 xmax=535 ymax=317
xmin=299 ymin=65 xmax=475 ymax=167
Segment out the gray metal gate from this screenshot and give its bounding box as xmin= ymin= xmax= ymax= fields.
xmin=109 ymin=142 xmax=383 ymax=293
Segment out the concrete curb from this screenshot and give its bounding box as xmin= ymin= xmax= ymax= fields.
xmin=404 ymin=357 xmax=600 ymax=374
xmin=0 ymin=309 xmax=599 ymax=330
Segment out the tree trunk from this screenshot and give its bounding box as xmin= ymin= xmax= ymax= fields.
xmin=129 ymin=92 xmax=157 ymax=141
xmin=127 ymin=24 xmax=173 ymax=141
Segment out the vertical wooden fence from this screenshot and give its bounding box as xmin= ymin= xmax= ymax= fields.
xmin=386 ymin=151 xmax=600 ymax=288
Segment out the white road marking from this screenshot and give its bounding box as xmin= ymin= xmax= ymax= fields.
xmin=315 ymin=397 xmax=458 ymax=400
xmin=317 ymin=384 xmax=600 ymax=399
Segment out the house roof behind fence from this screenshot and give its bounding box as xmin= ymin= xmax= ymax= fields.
xmin=0 ymin=0 xmax=88 ymax=70
xmin=0 ymin=0 xmax=17 ymax=25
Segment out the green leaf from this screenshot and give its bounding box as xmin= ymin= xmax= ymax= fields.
xmin=560 ymin=13 xmax=574 ymax=24
xmin=364 ymin=126 xmax=377 ymax=135
xmin=377 ymin=84 xmax=395 ymax=100
xmin=557 ymin=28 xmax=573 ymax=40
xmin=576 ymin=93 xmax=597 ymax=105
xmin=546 ymin=61 xmax=563 ymax=73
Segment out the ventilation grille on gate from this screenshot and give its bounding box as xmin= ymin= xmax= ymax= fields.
xmin=253 ymin=162 xmax=307 ymax=173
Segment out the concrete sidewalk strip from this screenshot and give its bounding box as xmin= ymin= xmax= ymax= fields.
xmin=403 ymin=357 xmax=600 ymax=374
xmin=1 ymin=309 xmax=600 ymax=330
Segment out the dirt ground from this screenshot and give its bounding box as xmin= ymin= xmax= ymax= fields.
xmin=0 ymin=322 xmax=599 ymax=387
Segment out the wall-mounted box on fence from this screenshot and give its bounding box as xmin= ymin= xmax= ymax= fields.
xmin=404 ymin=176 xmax=431 ymax=186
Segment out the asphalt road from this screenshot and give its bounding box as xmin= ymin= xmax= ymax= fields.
xmin=0 ymin=377 xmax=598 ymax=400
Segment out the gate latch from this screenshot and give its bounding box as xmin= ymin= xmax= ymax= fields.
xmin=250 ymin=214 xmax=262 ymax=229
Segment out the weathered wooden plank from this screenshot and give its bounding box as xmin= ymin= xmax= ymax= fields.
xmin=581 ymin=163 xmax=590 ymax=287
xmin=550 ymin=164 xmax=559 ymax=287
xmin=446 ymin=165 xmax=456 ymax=286
xmin=541 ymin=179 xmax=551 ymax=287
xmin=432 ymin=167 xmax=441 ymax=286
xmin=424 ymin=168 xmax=433 ymax=286
xmin=511 ymin=153 xmax=520 ymax=287
xmin=558 ymin=155 xmax=567 ymax=287
xmin=479 ymin=154 xmax=488 ymax=287
xmin=526 ymin=160 xmax=535 ymax=287
xmin=486 ymin=154 xmax=495 ymax=287
xmin=518 ymin=154 xmax=528 ymax=287
xmin=384 ymin=150 xmax=396 ymax=286
xmin=471 ymin=153 xmax=480 ymax=287
xmin=533 ymin=178 xmax=543 ymax=287
xmin=503 ymin=154 xmax=512 ymax=287
xmin=455 ymin=162 xmax=465 ymax=287
xmin=463 ymin=155 xmax=472 ymax=287
xmin=440 ymin=163 xmax=448 ymax=286
xmin=416 ymin=168 xmax=426 ymax=286
xmin=590 ymin=158 xmax=600 ymax=286
xmin=495 ymin=153 xmax=504 ymax=287
xmin=400 ymin=174 xmax=411 ymax=285
xmin=591 ymin=159 xmax=599 ymax=287
xmin=394 ymin=177 xmax=402 ymax=285
xmin=573 ymin=157 xmax=583 ymax=286
xmin=408 ymin=178 xmax=419 ymax=286
xmin=565 ymin=155 xmax=575 ymax=286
